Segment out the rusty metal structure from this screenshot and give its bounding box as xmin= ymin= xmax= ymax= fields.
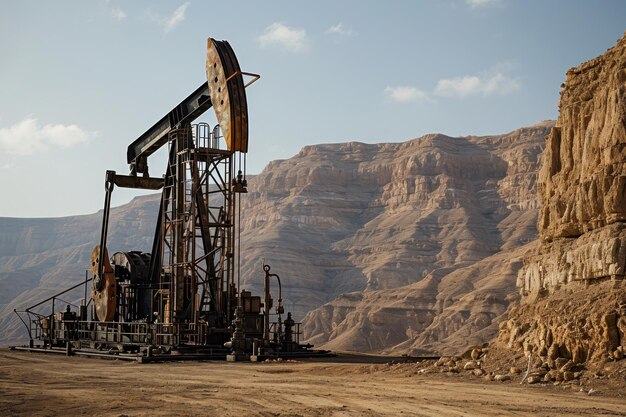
xmin=13 ymin=38 xmax=328 ymax=362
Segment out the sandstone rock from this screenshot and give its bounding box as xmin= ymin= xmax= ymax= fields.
xmin=518 ymin=224 xmax=626 ymax=295
xmin=554 ymin=357 xmax=568 ymax=370
xmin=613 ymin=347 xmax=623 ymax=360
xmin=547 ymin=344 xmax=559 ymax=361
xmin=618 ymin=316 xmax=626 ymax=348
xmin=463 ymin=361 xmax=477 ymax=371
xmin=527 ymin=375 xmax=542 ymax=384
xmin=473 ymin=368 xmax=485 ymax=376
xmin=484 ymin=374 xmax=495 ymax=382
xmin=572 ymin=345 xmax=586 ymax=365
xmin=538 ymin=34 xmax=626 ymax=241
xmin=560 ymin=360 xmax=574 ymax=372
xmin=510 ymin=367 xmax=522 ymax=375
xmin=471 ymin=348 xmax=481 ymax=360
xmin=435 ymin=357 xmax=447 ymax=367
xmin=494 ymin=374 xmax=511 ymax=382
xmin=500 ymin=34 xmax=626 ymax=367
xmin=497 ymin=281 xmax=626 ymax=364
xmin=562 ymin=371 xmax=575 ymax=382
xmin=602 ymin=312 xmax=620 ymax=352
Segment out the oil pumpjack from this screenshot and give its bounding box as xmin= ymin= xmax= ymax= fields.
xmin=13 ymin=38 xmax=327 ymax=362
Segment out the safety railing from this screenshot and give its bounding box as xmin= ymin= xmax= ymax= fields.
xmin=13 ymin=272 xmax=92 ymax=343
xmin=268 ymin=321 xmax=302 ymax=345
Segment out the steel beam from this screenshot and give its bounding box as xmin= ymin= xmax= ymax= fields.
xmin=126 ymin=83 xmax=212 ymax=174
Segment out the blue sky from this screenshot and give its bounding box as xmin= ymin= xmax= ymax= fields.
xmin=0 ymin=0 xmax=624 ymax=217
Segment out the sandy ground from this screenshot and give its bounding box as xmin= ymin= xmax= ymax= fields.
xmin=1 ymin=350 xmax=625 ymax=417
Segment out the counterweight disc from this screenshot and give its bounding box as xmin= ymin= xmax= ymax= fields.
xmin=90 ymin=245 xmax=116 ymax=322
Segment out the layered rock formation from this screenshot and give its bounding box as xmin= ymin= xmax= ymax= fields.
xmin=304 ymin=244 xmax=534 ymax=355
xmin=0 ymin=196 xmax=159 ymax=343
xmin=1 ymin=123 xmax=550 ymax=350
xmin=500 ymin=33 xmax=626 ymax=363
xmin=499 ymin=280 xmax=626 ymax=363
xmin=539 ymin=37 xmax=626 ymax=240
xmin=301 ymin=124 xmax=550 ymax=354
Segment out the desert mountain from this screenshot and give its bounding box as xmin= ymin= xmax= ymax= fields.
xmin=298 ymin=123 xmax=550 ymax=354
xmin=0 ymin=196 xmax=159 ymax=343
xmin=0 ymin=122 xmax=551 ymax=351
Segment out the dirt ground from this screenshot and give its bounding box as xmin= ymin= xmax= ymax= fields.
xmin=1 ymin=349 xmax=625 ymax=417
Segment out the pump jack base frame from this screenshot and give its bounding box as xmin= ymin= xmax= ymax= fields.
xmin=9 ymin=344 xmax=335 ymax=363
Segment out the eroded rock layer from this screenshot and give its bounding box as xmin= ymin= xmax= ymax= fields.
xmin=539 ymin=34 xmax=626 ymax=240
xmin=501 ymin=33 xmax=626 ymax=364
xmin=304 ymin=244 xmax=533 ymax=356
xmin=518 ymin=223 xmax=626 ymax=295
xmin=499 ymin=280 xmax=626 ymax=363
xmin=301 ymin=124 xmax=550 ymax=354
xmin=238 ymin=125 xmax=548 ymax=322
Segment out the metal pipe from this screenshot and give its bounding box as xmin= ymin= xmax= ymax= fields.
xmin=263 ymin=264 xmax=271 ymax=343
xmin=97 ymin=171 xmax=115 ymax=291
xmin=24 ymin=276 xmax=92 ymax=314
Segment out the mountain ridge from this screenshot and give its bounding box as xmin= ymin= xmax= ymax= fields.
xmin=1 ymin=122 xmax=552 ymax=352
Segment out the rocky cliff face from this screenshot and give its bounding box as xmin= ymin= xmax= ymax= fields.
xmin=238 ymin=125 xmax=547 ymax=325
xmin=539 ymin=36 xmax=626 ymax=240
xmin=303 ymin=244 xmax=534 ymax=355
xmin=500 ymin=33 xmax=626 ymax=364
xmin=519 ymin=34 xmax=626 ymax=295
xmin=300 ymin=124 xmax=550 ymax=354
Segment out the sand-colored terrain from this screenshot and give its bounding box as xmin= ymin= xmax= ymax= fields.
xmin=1 ymin=350 xmax=625 ymax=417
xmin=1 ymin=122 xmax=549 ymax=356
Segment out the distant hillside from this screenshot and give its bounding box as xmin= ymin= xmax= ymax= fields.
xmin=1 ymin=122 xmax=552 ymax=353
xmin=237 ymin=123 xmax=550 ymax=354
xmin=0 ymin=196 xmax=159 ymax=343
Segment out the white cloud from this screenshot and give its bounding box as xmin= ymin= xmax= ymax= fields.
xmin=163 ymin=2 xmax=189 ymax=34
xmin=110 ymin=7 xmax=127 ymax=22
xmin=327 ymin=22 xmax=355 ymax=37
xmin=466 ymin=0 xmax=501 ymax=8
xmin=258 ymin=23 xmax=308 ymax=53
xmin=434 ymin=72 xmax=520 ymax=98
xmin=385 ymin=63 xmax=520 ymax=104
xmin=0 ymin=117 xmax=95 ymax=156
xmin=384 ymin=86 xmax=431 ymax=103
xmin=146 ymin=2 xmax=189 ymax=34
